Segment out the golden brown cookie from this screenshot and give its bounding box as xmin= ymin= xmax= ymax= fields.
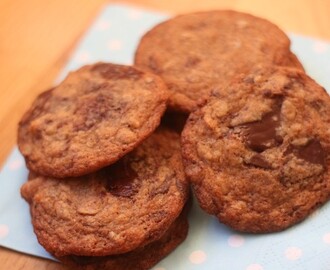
xmin=18 ymin=63 xmax=168 ymax=178
xmin=60 ymin=204 xmax=189 ymax=270
xmin=135 ymin=10 xmax=304 ymax=113
xmin=21 ymin=128 xmax=189 ymax=268
xmin=182 ymin=66 xmax=330 ymax=233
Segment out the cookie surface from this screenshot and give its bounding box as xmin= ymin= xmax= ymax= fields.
xmin=135 ymin=10 xmax=304 ymax=112
xmin=182 ymin=66 xmax=330 ymax=233
xmin=60 ymin=203 xmax=189 ymax=270
xmin=21 ymin=128 xmax=189 ymax=256
xmin=18 ymin=63 xmax=168 ymax=178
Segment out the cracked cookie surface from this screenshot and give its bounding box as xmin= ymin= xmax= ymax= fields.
xmin=21 ymin=128 xmax=189 ymax=257
xmin=182 ymin=66 xmax=330 ymax=233
xmin=135 ymin=10 xmax=304 ymax=113
xmin=18 ymin=63 xmax=168 ymax=178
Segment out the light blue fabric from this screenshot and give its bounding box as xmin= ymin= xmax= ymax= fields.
xmin=1 ymin=4 xmax=330 ymax=269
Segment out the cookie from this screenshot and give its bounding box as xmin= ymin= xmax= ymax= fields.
xmin=21 ymin=128 xmax=189 ymax=267
xmin=135 ymin=10 xmax=304 ymax=113
xmin=18 ymin=63 xmax=168 ymax=178
xmin=182 ymin=66 xmax=330 ymax=233
xmin=60 ymin=203 xmax=189 ymax=270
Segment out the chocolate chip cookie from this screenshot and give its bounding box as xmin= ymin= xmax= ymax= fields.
xmin=18 ymin=63 xmax=169 ymax=178
xmin=21 ymin=128 xmax=189 ymax=269
xmin=135 ymin=10 xmax=304 ymax=113
xmin=182 ymin=66 xmax=330 ymax=233
xmin=60 ymin=204 xmax=189 ymax=270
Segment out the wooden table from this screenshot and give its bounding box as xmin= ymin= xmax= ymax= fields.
xmin=0 ymin=0 xmax=329 ymax=269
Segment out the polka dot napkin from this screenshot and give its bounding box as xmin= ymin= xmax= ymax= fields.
xmin=1 ymin=4 xmax=330 ymax=270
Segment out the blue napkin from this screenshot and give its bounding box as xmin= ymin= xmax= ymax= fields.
xmin=1 ymin=4 xmax=330 ymax=270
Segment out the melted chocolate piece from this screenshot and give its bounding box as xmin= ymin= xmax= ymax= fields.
xmin=245 ymin=154 xmax=272 ymax=169
xmin=73 ymin=94 xmax=113 ymax=132
xmin=285 ymin=139 xmax=326 ymax=167
xmin=104 ymin=159 xmax=138 ymax=197
xmin=242 ymin=99 xmax=283 ymax=152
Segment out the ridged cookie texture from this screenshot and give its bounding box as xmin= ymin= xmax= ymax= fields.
xmin=18 ymin=63 xmax=169 ymax=178
xmin=135 ymin=10 xmax=304 ymax=113
xmin=21 ymin=129 xmax=189 ymax=269
xmin=182 ymin=66 xmax=330 ymax=233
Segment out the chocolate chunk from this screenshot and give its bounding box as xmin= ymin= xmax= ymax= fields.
xmin=285 ymin=139 xmax=325 ymax=167
xmin=73 ymin=94 xmax=113 ymax=132
xmin=245 ymin=154 xmax=272 ymax=169
xmin=104 ymin=159 xmax=138 ymax=197
xmin=92 ymin=63 xmax=143 ymax=80
xmin=242 ymin=99 xmax=283 ymax=152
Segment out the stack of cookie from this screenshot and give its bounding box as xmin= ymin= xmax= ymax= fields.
xmin=18 ymin=9 xmax=330 ymax=270
xmin=135 ymin=10 xmax=330 ymax=233
xmin=18 ymin=63 xmax=190 ymax=269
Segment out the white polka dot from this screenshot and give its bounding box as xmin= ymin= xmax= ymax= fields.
xmin=95 ymin=20 xmax=110 ymax=31
xmin=0 ymin=225 xmax=9 ymax=238
xmin=127 ymin=10 xmax=142 ymax=20
xmin=313 ymin=41 xmax=328 ymax=54
xmin=107 ymin=40 xmax=122 ymax=51
xmin=75 ymin=51 xmax=90 ymax=63
xmin=228 ymin=234 xmax=245 ymax=247
xmin=323 ymin=233 xmax=330 ymax=244
xmin=285 ymin=247 xmax=302 ymax=260
xmin=246 ymin=263 xmax=263 ymax=270
xmin=9 ymin=159 xmax=23 ymax=170
xmin=189 ymin=250 xmax=206 ymax=264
